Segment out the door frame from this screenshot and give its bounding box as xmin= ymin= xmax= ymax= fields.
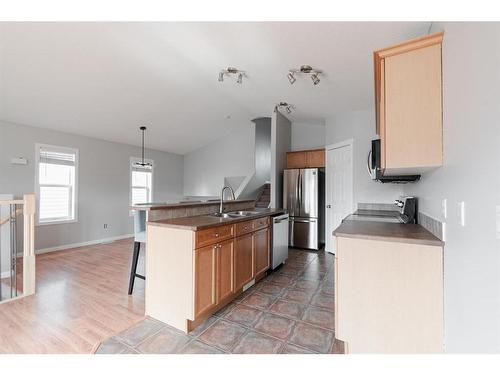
xmin=325 ymin=139 xmax=354 ymax=254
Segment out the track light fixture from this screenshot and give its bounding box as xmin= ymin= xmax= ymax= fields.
xmin=287 ymin=64 xmax=322 ymax=85
xmin=218 ymin=67 xmax=246 ymax=84
xmin=274 ymin=102 xmax=294 ymax=115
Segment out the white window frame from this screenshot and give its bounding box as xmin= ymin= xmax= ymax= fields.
xmin=35 ymin=143 xmax=79 ymax=226
xmin=130 ymin=157 xmax=154 ymax=209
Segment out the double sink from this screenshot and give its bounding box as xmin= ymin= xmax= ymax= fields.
xmin=208 ymin=210 xmax=262 ymax=219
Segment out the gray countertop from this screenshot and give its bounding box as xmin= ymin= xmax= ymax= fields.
xmin=131 ymin=198 xmax=255 ymax=211
xmin=148 ymin=208 xmax=287 ymax=231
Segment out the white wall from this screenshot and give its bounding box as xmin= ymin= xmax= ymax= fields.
xmin=291 ymin=122 xmax=326 ymax=151
xmin=270 ymin=111 xmax=291 ymax=208
xmin=0 ymin=120 xmax=184 ymax=251
xmin=403 ymin=23 xmax=500 ymax=353
xmin=183 ymin=124 xmax=256 ymax=198
xmin=325 ymin=110 xmax=404 ymax=206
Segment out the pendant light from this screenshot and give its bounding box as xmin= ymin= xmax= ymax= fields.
xmin=134 ymin=126 xmax=152 ymax=168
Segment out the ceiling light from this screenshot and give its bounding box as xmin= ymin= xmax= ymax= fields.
xmin=287 ymin=65 xmax=323 ymax=85
xmin=275 ymin=102 xmax=294 ymax=115
xmin=218 ymin=67 xmax=245 ymax=84
xmin=133 ymin=126 xmax=152 ymax=169
xmin=311 ymin=73 xmax=320 ymax=85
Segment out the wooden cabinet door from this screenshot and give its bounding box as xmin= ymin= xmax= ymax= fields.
xmin=234 ymin=233 xmax=254 ymax=290
xmin=383 ymin=43 xmax=442 ymax=170
xmin=253 ymin=228 xmax=270 ymax=276
xmin=194 ymin=245 xmax=217 ymax=318
xmin=217 ymin=240 xmax=234 ymax=302
xmin=287 ymin=151 xmax=306 ymax=169
xmin=306 ymin=149 xmax=325 ymax=167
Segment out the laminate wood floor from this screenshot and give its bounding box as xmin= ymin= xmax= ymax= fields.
xmin=0 ymin=238 xmax=145 ymax=354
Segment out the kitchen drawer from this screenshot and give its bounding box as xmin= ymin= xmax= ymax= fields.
xmin=235 ymin=220 xmax=254 ymax=237
xmin=195 ymin=224 xmax=234 ymax=248
xmin=253 ymin=216 xmax=269 ymax=231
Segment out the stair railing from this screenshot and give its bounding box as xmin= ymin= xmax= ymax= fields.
xmin=0 ymin=194 xmax=35 ymax=303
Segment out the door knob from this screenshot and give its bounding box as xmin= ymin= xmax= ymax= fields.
xmin=327 ymin=205 xmax=332 ymax=208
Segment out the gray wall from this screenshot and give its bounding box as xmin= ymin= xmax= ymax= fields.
xmin=183 ymin=124 xmax=256 ymax=197
xmin=325 ymin=110 xmax=403 ymax=206
xmin=291 ymin=122 xmax=326 ymax=151
xmin=270 ymin=111 xmax=291 ymax=208
xmin=254 ymin=118 xmax=271 ymax=184
xmin=403 ymin=23 xmax=500 ymax=353
xmin=0 ymin=120 xmax=184 ymax=251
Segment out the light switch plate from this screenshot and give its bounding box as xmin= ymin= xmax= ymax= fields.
xmin=442 ymin=199 xmax=447 ymax=219
xmin=458 ymin=201 xmax=466 ymax=226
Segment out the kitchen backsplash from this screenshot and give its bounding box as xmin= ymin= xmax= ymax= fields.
xmin=357 ymin=202 xmax=399 ymax=211
xmin=418 ymin=212 xmax=444 ymax=241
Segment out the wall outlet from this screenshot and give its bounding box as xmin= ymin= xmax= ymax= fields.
xmin=441 ymin=199 xmax=447 ymax=219
xmin=103 ymin=223 xmax=108 ymax=229
xmin=458 ymin=201 xmax=466 ymax=227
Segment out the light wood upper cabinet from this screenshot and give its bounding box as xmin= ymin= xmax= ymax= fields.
xmin=234 ymin=233 xmax=254 ymax=290
xmin=306 ymin=149 xmax=325 ymax=168
xmin=374 ymin=32 xmax=443 ymax=173
xmin=194 ymin=244 xmax=217 ymax=318
xmin=287 ymin=149 xmax=325 ymax=169
xmin=254 ymin=228 xmax=270 ymax=276
xmin=286 ymin=151 xmax=307 ymax=169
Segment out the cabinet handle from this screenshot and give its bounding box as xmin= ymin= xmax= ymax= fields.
xmin=214 ymin=233 xmax=219 ymax=237
xmin=212 ymin=247 xmax=217 ymax=304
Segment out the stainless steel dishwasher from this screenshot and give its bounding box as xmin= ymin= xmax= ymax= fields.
xmin=271 ymin=213 xmax=289 ymax=269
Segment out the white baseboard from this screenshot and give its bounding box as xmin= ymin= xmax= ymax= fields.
xmin=35 ymin=234 xmax=134 ymax=255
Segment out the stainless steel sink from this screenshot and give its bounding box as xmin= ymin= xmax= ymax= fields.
xmin=210 ymin=212 xmax=239 ymax=218
xmin=209 ymin=210 xmax=262 ymax=218
xmin=229 ymin=210 xmax=261 ymax=216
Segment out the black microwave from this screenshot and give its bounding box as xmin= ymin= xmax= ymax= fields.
xmin=369 ymin=139 xmax=420 ymax=183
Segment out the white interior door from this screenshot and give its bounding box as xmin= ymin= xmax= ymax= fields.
xmin=325 ymin=141 xmax=354 ymax=254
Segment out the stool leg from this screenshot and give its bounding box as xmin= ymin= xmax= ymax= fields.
xmin=128 ymin=241 xmax=141 ymax=295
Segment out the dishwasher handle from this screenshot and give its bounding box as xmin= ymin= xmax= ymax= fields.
xmin=273 ymin=214 xmax=289 ymax=224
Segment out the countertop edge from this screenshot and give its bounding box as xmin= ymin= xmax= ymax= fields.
xmin=147 ymin=209 xmax=287 ymax=231
xmin=333 ymin=231 xmax=444 ymax=247
xmin=132 ymin=199 xmax=255 ymax=211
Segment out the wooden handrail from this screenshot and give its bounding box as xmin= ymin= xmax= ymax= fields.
xmin=0 ymin=199 xmax=24 ymax=205
xmin=0 ymin=208 xmax=23 ymax=226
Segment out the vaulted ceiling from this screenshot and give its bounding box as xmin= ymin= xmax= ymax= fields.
xmin=0 ymin=22 xmax=430 ymax=154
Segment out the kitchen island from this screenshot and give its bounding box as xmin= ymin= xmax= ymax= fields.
xmin=145 ymin=208 xmax=285 ymax=333
xmin=333 ymin=220 xmax=444 ymax=353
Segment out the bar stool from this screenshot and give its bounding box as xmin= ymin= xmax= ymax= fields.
xmin=128 ymin=210 xmax=146 ymax=295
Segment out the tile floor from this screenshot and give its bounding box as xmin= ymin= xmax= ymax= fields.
xmin=95 ymin=248 xmax=344 ymax=354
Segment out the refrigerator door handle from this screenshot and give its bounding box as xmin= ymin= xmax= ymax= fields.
xmin=289 ymin=218 xmax=317 ymax=223
xmin=298 ymin=172 xmax=302 ymax=214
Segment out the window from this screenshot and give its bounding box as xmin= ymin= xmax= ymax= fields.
xmin=130 ymin=158 xmax=153 ymax=205
xmin=35 ymin=144 xmax=78 ymax=225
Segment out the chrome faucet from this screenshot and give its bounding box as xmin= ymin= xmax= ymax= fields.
xmin=219 ymin=185 xmax=236 ymax=214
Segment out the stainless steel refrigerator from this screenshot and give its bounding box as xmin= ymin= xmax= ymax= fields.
xmin=283 ymin=168 xmax=324 ymax=250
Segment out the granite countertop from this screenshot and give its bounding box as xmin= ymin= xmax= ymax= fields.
xmin=131 ymin=198 xmax=255 ymax=211
xmin=333 ymin=220 xmax=443 ymax=247
xmin=148 ymin=208 xmax=287 ymax=231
